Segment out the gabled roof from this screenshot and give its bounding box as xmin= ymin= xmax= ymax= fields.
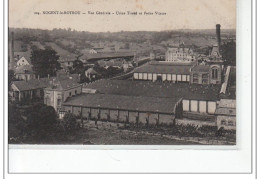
xmin=17 ymin=56 xmax=32 ymax=65
xmin=63 ymin=93 xmax=180 ymax=114
xmin=46 ymin=79 xmax=81 ymax=90
xmin=11 ymin=78 xmax=52 ymax=91
xmin=85 ymin=79 xmax=220 ymax=101
xmin=11 ymin=74 xmax=80 ymax=91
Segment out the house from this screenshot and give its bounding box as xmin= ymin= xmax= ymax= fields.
xmin=16 ymin=56 xmax=31 ymax=67
xmin=10 ymin=72 xmax=80 ymax=104
xmin=14 ymin=65 xmax=36 ymax=81
xmin=85 ymin=79 xmax=220 ymax=115
xmin=44 ymin=78 xmax=82 ymax=112
xmin=215 ymin=99 xmax=236 ymax=130
xmin=85 ymin=68 xmax=99 ymax=80
xmin=10 ymin=78 xmax=51 ymax=103
xmin=190 ymin=63 xmax=222 ymax=85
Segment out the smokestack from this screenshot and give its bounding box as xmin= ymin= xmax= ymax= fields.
xmin=9 ymin=31 xmax=15 ymax=70
xmin=216 ymin=24 xmax=221 ymax=49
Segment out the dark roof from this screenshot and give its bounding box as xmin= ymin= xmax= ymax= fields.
xmin=134 ymin=62 xmax=195 ymax=75
xmin=12 ymin=74 xmax=80 ymax=91
xmin=85 ymin=79 xmax=220 ymax=101
xmin=80 ymin=51 xmax=135 ymax=62
xmin=11 ymin=78 xmax=52 ymax=91
xmin=191 ymin=65 xmax=210 ymax=73
xmin=45 ymin=78 xmax=81 ymax=90
xmin=64 ymin=93 xmax=180 ymax=114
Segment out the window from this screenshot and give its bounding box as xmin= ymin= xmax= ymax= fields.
xmin=202 ymin=79 xmax=208 ymax=84
xmin=202 ymin=74 xmax=208 ymax=79
xmin=75 ymin=90 xmax=77 ymax=94
xmin=69 ymin=92 xmax=72 ymax=96
xmin=221 ymin=120 xmax=226 ymax=125
xmin=57 ymin=99 xmax=61 ymax=106
xmin=228 ymin=121 xmax=233 ymax=126
xmin=212 ymin=68 xmax=218 ymax=79
xmin=193 ymin=74 xmax=198 ymax=78
xmin=193 ymin=79 xmax=198 ymax=83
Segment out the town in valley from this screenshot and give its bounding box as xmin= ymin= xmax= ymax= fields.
xmin=8 ymin=25 xmax=236 ymax=145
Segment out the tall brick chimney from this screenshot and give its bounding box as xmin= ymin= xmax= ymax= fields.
xmin=216 ymin=24 xmax=221 ymax=49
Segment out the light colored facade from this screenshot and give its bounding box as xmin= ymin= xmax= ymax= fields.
xmin=183 ymin=99 xmax=217 ymax=114
xmin=165 ymin=45 xmax=195 ymax=62
xmin=215 ymin=99 xmax=236 ymax=130
xmin=14 ymin=65 xmax=36 ymax=81
xmin=16 ymin=56 xmax=31 ymax=66
xmin=44 ymin=79 xmax=82 ymax=112
xmin=133 ymin=61 xmax=194 ymax=83
xmin=190 ymin=64 xmax=222 ymax=85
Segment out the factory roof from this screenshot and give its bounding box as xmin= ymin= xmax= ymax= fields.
xmin=191 ymin=64 xmax=210 ymax=73
xmin=11 ymin=78 xmax=52 ymax=91
xmin=79 ymin=51 xmax=135 ymax=62
xmin=85 ymin=79 xmax=220 ymax=101
xmin=134 ymin=61 xmax=195 ymax=75
xmin=63 ymin=93 xmax=180 ymax=114
xmin=11 ymin=74 xmax=80 ymax=92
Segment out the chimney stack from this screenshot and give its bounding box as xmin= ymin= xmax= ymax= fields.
xmin=216 ymin=24 xmax=221 ymax=49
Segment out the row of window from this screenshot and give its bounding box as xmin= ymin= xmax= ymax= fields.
xmin=220 ymin=120 xmax=235 ymax=126
xmin=134 ymin=73 xmax=190 ymax=82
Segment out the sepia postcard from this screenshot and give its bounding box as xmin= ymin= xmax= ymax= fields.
xmin=5 ymin=0 xmax=258 ymax=175
xmin=7 ymin=0 xmax=237 ymax=147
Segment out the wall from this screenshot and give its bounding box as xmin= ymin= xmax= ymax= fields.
xmin=183 ymin=99 xmax=217 ymax=114
xmin=17 ymin=57 xmax=30 ymax=66
xmin=209 ymin=65 xmax=222 ymax=84
xmin=16 ymin=74 xmax=36 ymax=81
xmin=63 ymin=105 xmax=175 ymax=126
xmin=216 ymin=115 xmax=236 ymax=130
xmin=63 ymin=85 xmax=82 ymax=101
xmin=133 ymin=72 xmax=190 ymax=83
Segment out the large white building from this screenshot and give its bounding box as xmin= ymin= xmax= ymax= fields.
xmin=165 ymin=44 xmax=196 ymax=62
xmin=133 ymin=61 xmax=196 ymax=83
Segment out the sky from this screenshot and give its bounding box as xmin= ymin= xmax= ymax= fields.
xmin=9 ymin=0 xmax=236 ymax=32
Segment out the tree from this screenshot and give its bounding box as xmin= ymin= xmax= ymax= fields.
xmin=30 ymin=48 xmax=61 ymax=77
xmin=8 ymin=104 xmax=26 ymax=142
xmin=63 ymin=113 xmax=79 ymax=133
xmin=221 ymin=40 xmax=236 ymax=66
xmin=72 ymin=59 xmax=84 ymax=73
xmin=26 ymin=105 xmax=58 ymax=140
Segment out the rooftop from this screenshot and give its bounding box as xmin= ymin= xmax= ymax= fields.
xmin=80 ymin=51 xmax=135 ymax=62
xmin=63 ymin=93 xmax=180 ymax=114
xmin=134 ymin=61 xmax=195 ymax=75
xmin=191 ymin=64 xmax=210 ymax=73
xmin=12 ymin=74 xmax=80 ymax=91
xmin=85 ymin=79 xmax=220 ymax=101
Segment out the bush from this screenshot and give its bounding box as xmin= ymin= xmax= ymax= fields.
xmin=63 ymin=113 xmax=79 ymax=133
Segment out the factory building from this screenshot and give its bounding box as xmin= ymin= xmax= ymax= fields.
xmin=133 ymin=61 xmax=195 ymax=83
xmin=165 ymin=43 xmax=196 ymax=62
